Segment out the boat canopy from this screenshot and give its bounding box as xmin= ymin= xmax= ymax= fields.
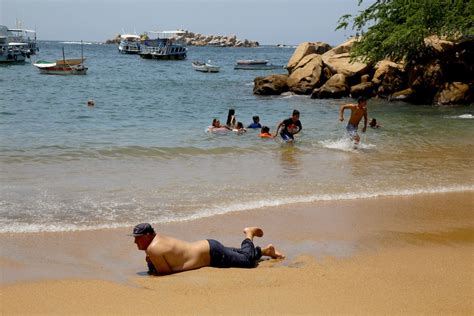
xmin=8 ymin=42 xmax=29 ymax=46
xmin=146 ymin=30 xmax=185 ymax=39
xmin=120 ymin=34 xmax=140 ymax=40
xmin=8 ymin=28 xmax=36 ymax=34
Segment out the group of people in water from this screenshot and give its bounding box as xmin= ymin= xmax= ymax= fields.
xmin=209 ymin=97 xmax=380 ymax=144
xmin=209 ymin=108 xmax=303 ymax=142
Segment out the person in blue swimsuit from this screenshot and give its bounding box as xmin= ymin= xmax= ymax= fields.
xmin=274 ymin=109 xmax=302 ymax=142
xmin=247 ymin=116 xmax=262 ymax=129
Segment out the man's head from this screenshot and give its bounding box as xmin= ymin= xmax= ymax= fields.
xmin=132 ymin=223 xmax=156 ymax=251
xmin=357 ymin=97 xmax=367 ymax=108
xmin=252 ymin=115 xmax=260 ymax=123
xmin=292 ymin=109 xmax=300 ymax=122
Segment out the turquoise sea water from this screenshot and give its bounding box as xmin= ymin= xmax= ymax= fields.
xmin=1 ymin=42 xmax=473 ymax=232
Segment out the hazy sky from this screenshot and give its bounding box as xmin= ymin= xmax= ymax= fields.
xmin=1 ymin=0 xmax=368 ymax=45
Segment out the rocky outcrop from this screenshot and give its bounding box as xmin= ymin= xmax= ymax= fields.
xmin=311 ymin=74 xmax=349 ymax=99
xmin=253 ymin=74 xmax=289 ymax=95
xmin=321 ymin=38 xmax=369 ymax=79
xmin=106 ymin=31 xmax=259 ymax=47
xmin=253 ymin=36 xmax=473 ymax=106
xmin=287 ymin=54 xmax=323 ymax=94
xmin=433 ymin=82 xmax=472 ymax=105
xmin=286 ymin=42 xmax=331 ymax=72
xmin=176 ymin=31 xmax=258 ymax=47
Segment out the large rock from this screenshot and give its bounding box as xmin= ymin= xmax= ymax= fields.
xmin=424 ymin=35 xmax=455 ymax=55
xmin=390 ymin=88 xmax=415 ymax=101
xmin=322 ymin=38 xmax=369 ymax=78
xmin=350 ymin=82 xmax=375 ymax=98
xmin=377 ymin=65 xmax=406 ymax=97
xmin=311 ymin=74 xmax=349 ymax=99
xmin=287 ymin=42 xmax=331 ymax=72
xmin=372 ymin=60 xmax=404 ymax=85
xmin=253 ymin=74 xmax=289 ymax=95
xmin=433 ymin=82 xmax=472 ymax=105
xmin=287 ymin=54 xmax=323 ymax=94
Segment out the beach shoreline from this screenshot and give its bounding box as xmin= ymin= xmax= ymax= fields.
xmin=1 ymin=191 xmax=473 ymax=314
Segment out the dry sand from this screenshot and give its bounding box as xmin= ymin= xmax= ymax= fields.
xmin=1 ymin=191 xmax=473 ymax=315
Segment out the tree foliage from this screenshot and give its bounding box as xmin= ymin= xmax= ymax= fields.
xmin=337 ymin=0 xmax=474 ymax=63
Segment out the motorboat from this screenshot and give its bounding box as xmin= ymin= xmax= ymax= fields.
xmin=234 ymin=59 xmax=283 ymax=70
xmin=118 ymin=34 xmax=141 ymax=54
xmin=33 ymin=45 xmax=87 ymax=75
xmin=0 ymin=25 xmax=27 ymax=63
xmin=192 ymin=60 xmax=220 ymax=73
xmin=7 ymin=27 xmax=38 ymax=55
xmin=139 ymin=30 xmax=187 ymax=60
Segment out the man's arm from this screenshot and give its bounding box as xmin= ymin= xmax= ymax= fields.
xmin=273 ymin=121 xmax=284 ymax=137
xmin=362 ymin=108 xmax=368 ymax=132
xmin=146 ymin=246 xmax=173 ymax=275
xmin=293 ymin=121 xmax=302 ymax=135
xmin=339 ymin=104 xmax=355 ymax=121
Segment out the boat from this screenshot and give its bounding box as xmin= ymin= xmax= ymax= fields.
xmin=118 ymin=34 xmax=141 ymax=54
xmin=139 ymin=30 xmax=187 ymax=60
xmin=234 ymin=59 xmax=284 ymax=70
xmin=33 ymin=44 xmax=87 ymax=75
xmin=7 ymin=27 xmax=38 ymax=55
xmin=0 ymin=25 xmax=27 ymax=63
xmin=192 ymin=60 xmax=220 ymax=73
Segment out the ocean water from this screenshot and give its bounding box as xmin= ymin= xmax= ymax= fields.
xmin=1 ymin=42 xmax=473 ymax=233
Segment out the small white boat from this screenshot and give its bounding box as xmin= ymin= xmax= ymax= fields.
xmin=192 ymin=60 xmax=220 ymax=73
xmin=33 ymin=45 xmax=87 ymax=75
xmin=234 ymin=59 xmax=283 ymax=70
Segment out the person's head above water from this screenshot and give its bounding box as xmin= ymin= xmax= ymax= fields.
xmin=132 ymin=223 xmax=156 ymax=251
xmin=236 ymin=122 xmax=244 ymax=129
xmin=252 ymin=115 xmax=260 ymax=123
xmin=261 ymin=126 xmax=270 ymax=133
xmin=292 ymin=109 xmax=300 ymax=121
xmin=212 ymin=118 xmax=221 ymax=127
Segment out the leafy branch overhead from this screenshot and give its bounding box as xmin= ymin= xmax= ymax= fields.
xmin=336 ymin=0 xmax=474 ymax=63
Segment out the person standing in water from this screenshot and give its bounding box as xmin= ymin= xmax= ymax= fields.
xmin=339 ymin=97 xmax=368 ymax=144
xmin=274 ymin=109 xmax=302 ymax=142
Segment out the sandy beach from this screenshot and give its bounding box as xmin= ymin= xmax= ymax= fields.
xmin=1 ymin=191 xmax=473 ymax=315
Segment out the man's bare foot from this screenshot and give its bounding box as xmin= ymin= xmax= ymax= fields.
xmin=243 ymin=227 xmax=264 ymax=240
xmin=262 ymin=244 xmax=285 ymax=259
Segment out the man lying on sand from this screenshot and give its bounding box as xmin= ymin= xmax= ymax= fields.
xmin=132 ymin=223 xmax=285 ymax=275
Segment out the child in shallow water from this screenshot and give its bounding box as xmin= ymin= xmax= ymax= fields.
xmin=233 ymin=122 xmax=247 ymax=134
xmin=259 ymin=126 xmax=273 ymax=138
xmin=369 ymin=118 xmax=381 ymax=128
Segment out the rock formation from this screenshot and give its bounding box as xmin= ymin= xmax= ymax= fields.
xmin=105 ymin=31 xmax=259 ymax=47
xmin=253 ymin=36 xmax=473 ymax=105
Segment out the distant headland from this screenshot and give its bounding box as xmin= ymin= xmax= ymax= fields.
xmin=105 ymin=30 xmax=259 ymax=48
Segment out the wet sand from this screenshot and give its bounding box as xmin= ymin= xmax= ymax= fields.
xmin=1 ymin=191 xmax=473 ymax=314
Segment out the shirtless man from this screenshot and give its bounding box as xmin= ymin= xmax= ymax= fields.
xmin=132 ymin=223 xmax=285 ymax=275
xmin=339 ymin=97 xmax=368 ymax=144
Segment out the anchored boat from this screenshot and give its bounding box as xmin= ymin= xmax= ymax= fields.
xmin=118 ymin=34 xmax=141 ymax=54
xmin=0 ymin=25 xmax=28 ymax=63
xmin=33 ymin=44 xmax=87 ymax=75
xmin=192 ymin=60 xmax=220 ymax=73
xmin=234 ymin=59 xmax=283 ymax=70
xmin=139 ymin=30 xmax=187 ymax=60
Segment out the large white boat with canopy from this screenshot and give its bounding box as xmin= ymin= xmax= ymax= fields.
xmin=118 ymin=34 xmax=141 ymax=54
xmin=7 ymin=27 xmax=38 ymax=55
xmin=139 ymin=30 xmax=187 ymax=60
xmin=0 ymin=25 xmax=27 ymax=63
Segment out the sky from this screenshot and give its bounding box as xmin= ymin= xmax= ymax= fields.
xmin=1 ymin=0 xmax=369 ymax=45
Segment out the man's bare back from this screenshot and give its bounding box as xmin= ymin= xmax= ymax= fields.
xmin=146 ymin=235 xmax=211 ymax=274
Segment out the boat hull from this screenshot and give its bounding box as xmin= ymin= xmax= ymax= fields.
xmin=140 ymin=52 xmax=187 ymax=60
xmin=35 ymin=66 xmax=88 ymax=75
xmin=234 ymin=64 xmax=283 ymax=70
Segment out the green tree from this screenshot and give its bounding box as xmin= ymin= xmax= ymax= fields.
xmin=337 ymin=0 xmax=474 ymax=63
